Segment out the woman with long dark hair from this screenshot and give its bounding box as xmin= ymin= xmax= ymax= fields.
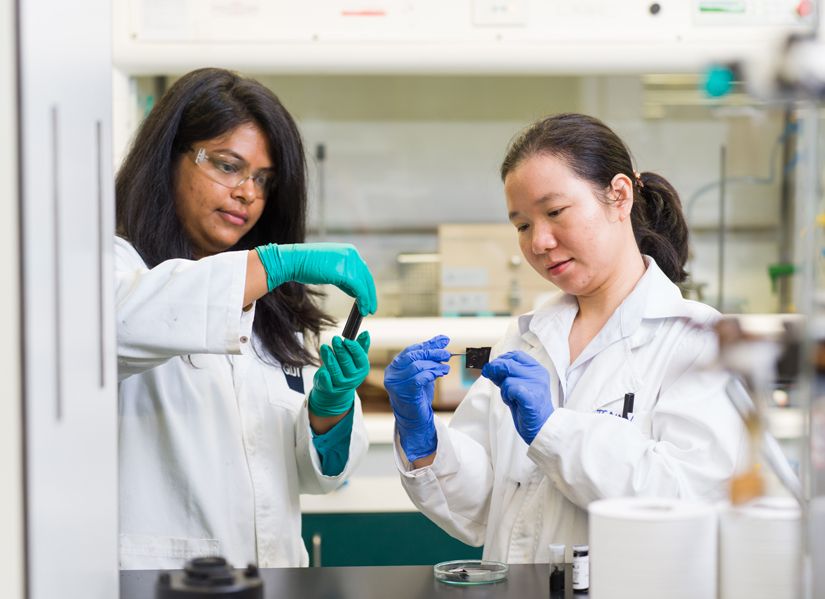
xmin=384 ymin=113 xmax=745 ymax=562
xmin=116 ymin=68 xmax=376 ymax=569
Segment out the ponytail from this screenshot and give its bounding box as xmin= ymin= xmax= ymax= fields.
xmin=633 ymin=172 xmax=688 ymax=283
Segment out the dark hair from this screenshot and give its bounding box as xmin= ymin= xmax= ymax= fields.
xmin=500 ymin=113 xmax=688 ymax=283
xmin=116 ymin=68 xmax=333 ymax=367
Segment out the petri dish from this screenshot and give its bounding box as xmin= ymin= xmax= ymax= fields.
xmin=433 ymin=559 xmax=509 ymax=585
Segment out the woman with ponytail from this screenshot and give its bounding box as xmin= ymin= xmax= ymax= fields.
xmin=384 ymin=113 xmax=746 ymax=562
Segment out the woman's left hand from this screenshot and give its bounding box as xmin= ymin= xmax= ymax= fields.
xmin=482 ymin=350 xmax=553 ymax=445
xmin=309 ymin=331 xmax=371 ymax=417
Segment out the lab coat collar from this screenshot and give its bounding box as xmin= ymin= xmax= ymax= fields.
xmin=619 ymin=256 xmax=694 ymax=334
xmin=518 ymin=255 xmax=693 ymax=349
xmin=516 ymin=293 xmax=574 ymax=352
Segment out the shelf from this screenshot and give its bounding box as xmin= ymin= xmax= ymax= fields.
xmin=322 ymin=316 xmax=512 ymax=350
xmin=301 ymin=476 xmax=416 ymax=514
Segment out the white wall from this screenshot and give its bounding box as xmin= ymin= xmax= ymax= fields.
xmin=0 ymin=0 xmax=25 ymax=596
xmin=275 ymin=74 xmax=785 ymax=316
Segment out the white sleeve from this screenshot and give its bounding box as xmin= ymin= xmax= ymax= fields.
xmin=395 ymin=376 xmax=498 ymax=547
xmin=115 ymin=237 xmax=255 ymax=381
xmin=527 ymin=327 xmax=746 ymax=507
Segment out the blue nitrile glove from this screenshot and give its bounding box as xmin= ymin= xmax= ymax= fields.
xmin=309 ymin=331 xmax=371 ymax=417
xmin=255 ymin=243 xmax=377 ymax=316
xmin=384 ymin=335 xmax=451 ymax=463
xmin=482 ymin=350 xmax=553 ymax=445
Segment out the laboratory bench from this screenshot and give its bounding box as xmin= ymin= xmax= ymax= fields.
xmin=121 ymin=563 xmax=584 ymax=599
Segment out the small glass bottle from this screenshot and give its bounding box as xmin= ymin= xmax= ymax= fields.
xmin=548 ymin=543 xmax=565 ymax=595
xmin=572 ymin=544 xmax=589 ymax=593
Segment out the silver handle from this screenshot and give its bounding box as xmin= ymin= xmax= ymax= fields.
xmin=95 ymin=120 xmax=105 ymax=389
xmin=311 ymin=533 xmax=322 ymax=567
xmin=51 ymin=106 xmax=63 ymax=421
xmin=725 ymin=379 xmax=803 ymax=504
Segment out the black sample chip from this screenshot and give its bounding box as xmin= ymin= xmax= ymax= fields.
xmin=465 ymin=347 xmax=492 ymax=369
xmin=341 ymin=302 xmax=364 ymax=340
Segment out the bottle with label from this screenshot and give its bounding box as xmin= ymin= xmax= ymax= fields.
xmin=572 ymin=544 xmax=589 ymax=593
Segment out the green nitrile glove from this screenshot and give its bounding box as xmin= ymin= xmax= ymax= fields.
xmin=309 ymin=331 xmax=371 ymax=417
xmin=255 ymin=243 xmax=377 ymax=316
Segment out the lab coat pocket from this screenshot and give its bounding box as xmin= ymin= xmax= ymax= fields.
xmin=583 ymin=372 xmax=639 ymax=415
xmin=629 ymin=409 xmax=653 ymax=438
xmin=263 ymin=364 xmax=305 ymax=415
xmin=119 ymin=532 xmax=221 ymax=569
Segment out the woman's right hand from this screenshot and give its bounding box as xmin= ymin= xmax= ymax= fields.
xmin=255 ymin=243 xmax=377 ymax=315
xmin=384 ymin=335 xmax=451 ymax=463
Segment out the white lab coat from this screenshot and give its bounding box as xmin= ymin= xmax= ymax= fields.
xmin=116 ymin=236 xmax=368 ymax=569
xmin=396 ymin=257 xmax=746 ymax=563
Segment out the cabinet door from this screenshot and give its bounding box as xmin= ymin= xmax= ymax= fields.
xmin=2 ymin=1 xmax=24 ymax=597
xmin=302 ymin=513 xmax=483 ymax=566
xmin=18 ymin=0 xmax=118 ymax=597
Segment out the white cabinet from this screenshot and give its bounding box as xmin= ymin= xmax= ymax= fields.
xmin=1 ymin=0 xmax=24 ymax=597
xmin=114 ymin=0 xmax=815 ymax=74
xmin=18 ymin=0 xmax=118 ymax=596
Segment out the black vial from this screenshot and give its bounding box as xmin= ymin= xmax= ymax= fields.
xmin=550 ymin=564 xmax=565 ymax=593
xmin=548 ymin=543 xmax=565 ymax=596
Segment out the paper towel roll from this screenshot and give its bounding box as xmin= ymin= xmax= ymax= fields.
xmin=588 ymin=497 xmax=717 ymax=599
xmin=719 ymin=496 xmax=801 ymax=599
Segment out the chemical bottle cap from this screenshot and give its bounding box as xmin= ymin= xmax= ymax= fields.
xmin=548 ymin=544 xmax=565 ymax=562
